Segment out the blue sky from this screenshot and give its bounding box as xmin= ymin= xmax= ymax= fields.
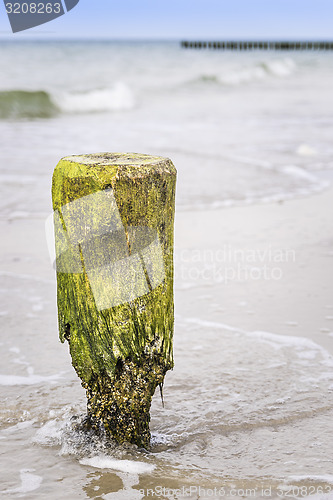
xmin=0 ymin=0 xmax=333 ymax=39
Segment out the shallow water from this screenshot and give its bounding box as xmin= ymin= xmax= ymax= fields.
xmin=1 ymin=269 xmax=333 ymax=499
xmin=1 ymin=41 xmax=333 ymax=498
xmin=1 ymin=42 xmax=333 ymax=215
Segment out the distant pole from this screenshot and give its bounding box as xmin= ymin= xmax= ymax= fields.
xmin=52 ymin=153 xmax=177 ymax=448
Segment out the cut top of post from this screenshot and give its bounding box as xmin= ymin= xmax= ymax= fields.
xmin=52 ymin=152 xmax=177 ymax=219
xmin=52 ymin=153 xmax=177 ymax=211
xmin=54 ymin=152 xmax=176 ymax=176
xmin=52 ymin=153 xmax=177 ymax=222
xmin=61 ymin=152 xmax=173 ymax=167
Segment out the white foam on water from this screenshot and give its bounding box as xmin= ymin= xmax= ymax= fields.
xmin=178 ymin=316 xmax=333 ymax=431
xmin=9 ymin=347 xmax=30 ymax=367
xmin=187 ymin=317 xmax=333 ymax=358
xmin=228 ymin=153 xmax=273 ymax=170
xmin=173 ymin=141 xmax=331 ymax=212
xmin=249 ymin=322 xmax=331 ymax=367
xmin=2 ymin=420 xmax=36 ymax=435
xmin=218 ymin=66 xmax=267 ymax=85
xmin=297 ymin=350 xmax=318 ymax=360
xmin=13 ymin=357 xmax=30 ymax=366
xmin=150 ymin=432 xmax=172 ymax=446
xmin=216 ymin=57 xmax=296 ymax=86
xmin=79 ymin=457 xmax=154 ymax=498
xmin=177 ymin=178 xmax=330 ymax=211
xmin=247 ymin=328 xmax=328 ymax=351
xmin=79 ymin=455 xmax=155 ymax=474
xmin=32 ymin=407 xmax=84 ymax=448
xmin=263 ymin=57 xmax=296 ymax=77
xmin=2 ymin=469 xmax=42 ymax=494
xmin=287 ymin=475 xmax=333 ymax=484
xmin=33 ymin=412 xmax=156 ymax=482
xmin=33 ymin=419 xmax=64 ymax=446
xmin=9 ymin=347 xmax=20 ymax=354
xmin=297 ymin=144 xmax=317 ymax=156
xmin=282 ymin=165 xmax=321 ymax=183
xmin=0 ymin=372 xmax=62 ymax=386
xmin=53 ymin=83 xmax=135 ymax=114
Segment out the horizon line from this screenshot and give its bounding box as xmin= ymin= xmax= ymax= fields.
xmin=1 ymin=36 xmax=333 ymax=42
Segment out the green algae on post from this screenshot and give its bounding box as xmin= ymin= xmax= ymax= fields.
xmin=52 ymin=153 xmax=177 ymax=448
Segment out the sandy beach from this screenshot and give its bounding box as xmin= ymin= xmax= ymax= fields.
xmin=175 ymin=184 xmax=333 ymax=355
xmin=2 ymin=182 xmax=332 ymax=355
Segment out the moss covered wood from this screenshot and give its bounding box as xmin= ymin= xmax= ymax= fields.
xmin=52 ymin=153 xmax=176 ymax=448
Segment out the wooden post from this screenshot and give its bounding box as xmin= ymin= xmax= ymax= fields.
xmin=52 ymin=153 xmax=177 ymax=448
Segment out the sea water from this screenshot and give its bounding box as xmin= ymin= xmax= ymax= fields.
xmin=0 ymin=41 xmax=333 ymax=499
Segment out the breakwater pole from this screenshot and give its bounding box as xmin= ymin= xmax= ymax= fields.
xmin=52 ymin=153 xmax=177 ymax=448
xmin=181 ymin=40 xmax=333 ymax=50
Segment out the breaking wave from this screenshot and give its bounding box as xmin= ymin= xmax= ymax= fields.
xmin=194 ymin=57 xmax=296 ymax=86
xmin=0 ymin=83 xmax=135 ymax=119
xmin=53 ymin=83 xmax=135 ymax=114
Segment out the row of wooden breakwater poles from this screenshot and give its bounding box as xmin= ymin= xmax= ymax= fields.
xmin=181 ymin=40 xmax=333 ymax=50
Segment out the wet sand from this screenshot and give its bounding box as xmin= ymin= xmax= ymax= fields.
xmin=175 ymin=186 xmax=333 ymax=355
xmin=1 ymin=184 xmax=332 ymax=354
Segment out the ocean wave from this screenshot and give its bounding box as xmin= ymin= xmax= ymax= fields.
xmin=194 ymin=57 xmax=296 ymax=86
xmin=53 ymin=83 xmax=135 ymax=114
xmin=0 ymin=90 xmax=58 ymax=119
xmin=261 ymin=57 xmax=296 ymax=77
xmin=0 ymin=83 xmax=135 ymax=119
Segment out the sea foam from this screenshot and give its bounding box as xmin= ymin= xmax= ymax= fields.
xmin=0 ymin=372 xmax=62 ymax=386
xmin=0 ymin=83 xmax=135 ymax=119
xmin=80 ymin=456 xmax=155 ymax=474
xmin=196 ymin=57 xmax=296 ymax=86
xmin=2 ymin=469 xmax=42 ymax=494
xmin=54 ymin=83 xmax=135 ymax=113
